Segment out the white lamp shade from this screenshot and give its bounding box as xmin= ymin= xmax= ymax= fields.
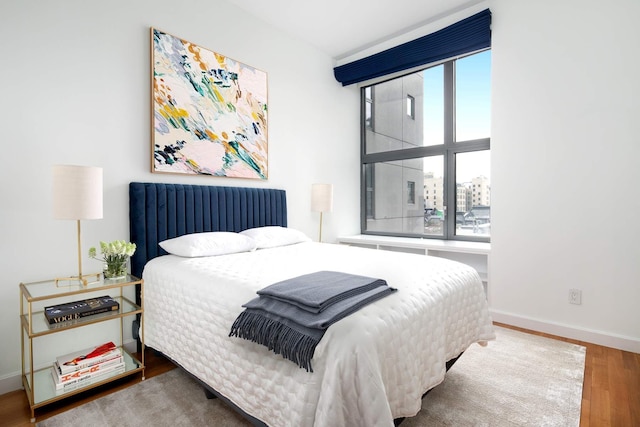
xmin=52 ymin=165 xmax=103 ymax=220
xmin=311 ymin=183 xmax=333 ymax=213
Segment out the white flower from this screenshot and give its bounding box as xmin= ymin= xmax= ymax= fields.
xmin=89 ymin=240 xmax=137 ymax=262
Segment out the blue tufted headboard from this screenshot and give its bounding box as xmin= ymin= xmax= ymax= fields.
xmin=128 ymin=182 xmax=287 ymax=279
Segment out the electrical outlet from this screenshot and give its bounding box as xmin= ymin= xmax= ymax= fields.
xmin=569 ymin=289 xmax=582 ymax=305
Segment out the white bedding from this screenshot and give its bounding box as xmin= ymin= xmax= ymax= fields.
xmin=142 ymin=242 xmax=495 ymax=427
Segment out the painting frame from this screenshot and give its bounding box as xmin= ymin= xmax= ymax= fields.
xmin=150 ymin=28 xmax=268 ymax=179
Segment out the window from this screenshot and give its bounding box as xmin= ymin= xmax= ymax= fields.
xmin=406 ymin=95 xmax=415 ymax=119
xmin=364 ymin=87 xmax=373 ymax=129
xmin=361 ymin=50 xmax=491 ymax=241
xmin=407 ymin=181 xmax=415 ymax=204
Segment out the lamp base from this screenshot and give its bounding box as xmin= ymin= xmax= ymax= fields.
xmin=55 ymin=219 xmax=102 ymax=287
xmin=55 ymin=272 xmax=101 ymax=287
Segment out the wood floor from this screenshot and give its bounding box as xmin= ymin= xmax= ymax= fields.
xmin=1 ymin=324 xmax=638 ymax=426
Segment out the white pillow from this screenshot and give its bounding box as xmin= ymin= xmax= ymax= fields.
xmin=159 ymin=232 xmax=257 ymax=257
xmin=240 ymin=226 xmax=311 ymax=249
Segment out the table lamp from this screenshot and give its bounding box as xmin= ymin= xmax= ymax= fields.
xmin=311 ymin=183 xmax=333 ymax=243
xmin=52 ymin=165 xmax=103 ymax=286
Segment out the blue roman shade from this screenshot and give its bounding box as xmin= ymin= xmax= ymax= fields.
xmin=333 ymin=9 xmax=491 ymax=86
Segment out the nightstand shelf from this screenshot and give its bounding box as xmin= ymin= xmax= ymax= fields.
xmin=20 ymin=295 xmax=141 ymax=337
xmin=20 ymin=274 xmax=144 ymax=423
xmin=23 ymin=348 xmax=142 ymax=409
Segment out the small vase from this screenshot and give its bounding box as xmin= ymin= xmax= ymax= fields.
xmin=104 ymin=260 xmax=127 ymax=280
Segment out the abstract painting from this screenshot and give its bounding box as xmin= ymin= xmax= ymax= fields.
xmin=151 ymin=28 xmax=268 ymax=179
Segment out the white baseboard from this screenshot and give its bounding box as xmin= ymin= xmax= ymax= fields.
xmin=490 ymin=309 xmax=640 ymax=354
xmin=0 ymin=370 xmax=22 ymax=396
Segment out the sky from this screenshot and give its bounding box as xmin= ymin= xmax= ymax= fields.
xmin=422 ymin=50 xmax=491 ymax=182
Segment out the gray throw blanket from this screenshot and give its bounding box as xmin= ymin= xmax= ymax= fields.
xmin=229 ymin=271 xmax=396 ymax=372
xmin=257 ymin=270 xmax=389 ymax=313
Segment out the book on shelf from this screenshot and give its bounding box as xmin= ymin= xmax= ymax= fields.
xmin=51 ymin=360 xmax=126 ymax=390
xmin=54 ymin=364 xmax=126 ymax=395
xmin=53 ymin=354 xmax=124 ymax=384
xmin=44 ymin=295 xmax=119 ymax=324
xmin=55 ymin=342 xmax=121 ymax=375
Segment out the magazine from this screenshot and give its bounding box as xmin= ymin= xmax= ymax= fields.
xmin=44 ymin=296 xmax=119 ymax=324
xmin=55 ymin=342 xmax=121 ymax=375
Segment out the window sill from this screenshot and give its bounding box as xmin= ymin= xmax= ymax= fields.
xmin=336 ymin=234 xmax=490 ymax=295
xmin=336 ymin=235 xmax=490 ymax=255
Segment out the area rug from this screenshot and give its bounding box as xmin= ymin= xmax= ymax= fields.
xmin=401 ymin=326 xmax=585 ymax=426
xmin=37 ymin=326 xmax=585 ymax=427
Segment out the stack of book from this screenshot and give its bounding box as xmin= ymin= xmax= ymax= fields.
xmin=51 ymin=342 xmax=125 ymax=391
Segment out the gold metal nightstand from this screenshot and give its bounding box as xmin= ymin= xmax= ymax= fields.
xmin=19 ymin=275 xmax=144 ymax=423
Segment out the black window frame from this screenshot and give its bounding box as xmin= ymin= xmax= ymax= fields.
xmin=360 ymin=50 xmax=490 ymax=243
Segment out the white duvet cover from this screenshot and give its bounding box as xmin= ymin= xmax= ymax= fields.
xmin=142 ymin=242 xmax=495 ymax=427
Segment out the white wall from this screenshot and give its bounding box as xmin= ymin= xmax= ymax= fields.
xmin=489 ymin=0 xmax=640 ymax=350
xmin=0 ymin=0 xmax=360 ymax=392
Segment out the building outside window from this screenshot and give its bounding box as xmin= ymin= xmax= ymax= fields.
xmin=406 ymin=95 xmax=415 ymax=119
xmin=407 ymin=181 xmax=416 ymax=204
xmin=361 ymin=50 xmax=491 ymax=241
xmin=364 ymin=86 xmax=373 ymax=129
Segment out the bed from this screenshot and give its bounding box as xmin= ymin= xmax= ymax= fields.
xmin=129 ymin=182 xmax=495 ymax=427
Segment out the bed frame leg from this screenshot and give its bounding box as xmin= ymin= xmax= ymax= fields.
xmin=203 ymin=387 xmax=218 ymax=400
